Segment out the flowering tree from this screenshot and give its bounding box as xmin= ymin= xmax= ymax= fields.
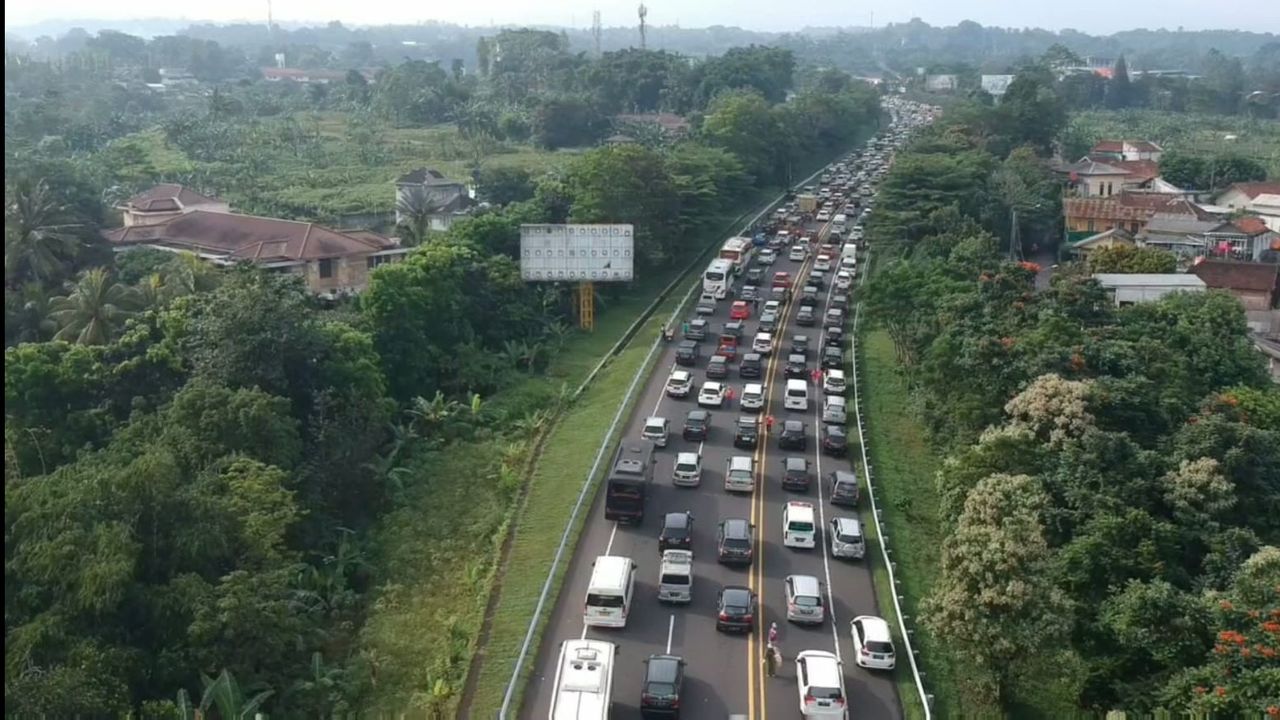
xmin=1004 ymin=373 xmax=1096 ymax=449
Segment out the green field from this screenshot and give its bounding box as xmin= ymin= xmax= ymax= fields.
xmin=1064 ymin=109 xmax=1280 ymax=176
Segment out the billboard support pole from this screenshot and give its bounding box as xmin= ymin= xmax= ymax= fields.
xmin=578 ymin=281 xmax=595 ymax=331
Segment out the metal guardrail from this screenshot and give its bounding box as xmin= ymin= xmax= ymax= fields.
xmin=497 ymin=164 xmax=837 ymax=720
xmin=849 ymin=250 xmax=933 ymax=718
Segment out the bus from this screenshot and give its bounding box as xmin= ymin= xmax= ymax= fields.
xmin=549 ymin=639 xmax=616 ymax=720
xmin=703 ymin=258 xmax=733 ymax=299
xmin=604 ymin=444 xmax=653 ymax=523
xmin=719 ymin=237 xmax=754 ymax=275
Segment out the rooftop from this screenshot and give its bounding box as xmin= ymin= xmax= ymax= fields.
xmin=121 ymin=183 xmax=222 ymax=213
xmin=1189 ymin=259 xmax=1280 ymax=293
xmin=1222 ymin=182 xmax=1280 ymax=201
xmin=1093 ymin=273 xmax=1207 ymax=288
xmin=395 ymin=167 xmax=463 ymax=186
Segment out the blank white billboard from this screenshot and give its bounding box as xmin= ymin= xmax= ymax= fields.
xmin=519 ymin=224 xmax=635 ymax=282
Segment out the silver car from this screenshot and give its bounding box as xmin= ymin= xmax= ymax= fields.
xmin=828 ymin=517 xmax=865 ymax=559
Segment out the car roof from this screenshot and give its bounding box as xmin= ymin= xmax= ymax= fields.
xmin=798 ymin=651 xmax=842 ymax=685
xmin=785 ymin=457 xmax=808 ymax=470
xmin=703 ymin=381 xmax=723 ymax=389
xmin=854 ymin=615 xmax=892 ymax=642
xmin=679 ymin=340 xmax=696 ymax=348
xmin=675 ymin=451 xmax=699 ymax=463
xmin=737 ymin=416 xmax=757 ymax=427
xmin=744 ymin=382 xmax=764 ymax=392
xmin=728 ymin=455 xmax=754 ymax=470
xmin=788 ymin=354 xmax=806 ymax=362
xmin=671 ymin=369 xmax=691 ymax=379
xmin=824 ymin=423 xmax=846 ymax=435
xmin=722 ymin=518 xmax=750 ymax=537
xmin=833 ymin=516 xmax=862 ymax=533
xmin=721 ymin=585 xmax=754 ymax=603
xmin=646 ymin=654 xmax=682 ymax=682
xmin=687 ymin=409 xmax=709 ymax=419
xmin=708 ymin=355 xmax=727 ymax=364
xmin=784 ymin=420 xmax=804 ymax=430
xmin=645 ymin=416 xmax=667 ymax=424
xmin=787 ymin=573 xmax=820 ymax=594
xmin=793 ymin=334 xmax=808 ymax=342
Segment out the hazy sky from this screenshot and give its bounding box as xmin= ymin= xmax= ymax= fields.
xmin=5 ymin=0 xmax=1278 ymax=35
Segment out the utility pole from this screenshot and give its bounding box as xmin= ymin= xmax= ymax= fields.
xmin=592 ymin=10 xmax=603 ymax=58
xmin=1009 ymin=207 xmax=1022 ymax=262
xmin=638 ymin=3 xmax=648 ymax=50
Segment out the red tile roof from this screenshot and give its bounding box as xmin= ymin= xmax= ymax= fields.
xmin=1065 ymin=192 xmax=1200 ymax=222
xmin=1091 ymin=140 xmax=1124 ymax=153
xmin=122 ymin=184 xmax=221 ymax=213
xmin=1109 ymin=159 xmax=1161 ymax=182
xmin=1225 ymin=182 xmax=1280 ymax=200
xmin=104 ymin=210 xmax=395 ymax=263
xmin=1236 ymin=217 xmax=1271 ymax=236
xmin=1189 ymin=259 xmax=1280 ymax=293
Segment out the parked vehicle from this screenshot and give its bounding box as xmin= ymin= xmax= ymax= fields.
xmin=604 ymin=445 xmax=653 ymax=523
xmin=782 ymin=503 xmax=817 ymax=549
xmin=724 ymin=455 xmax=756 ymax=493
xmin=741 ymin=382 xmax=766 ymax=411
xmin=821 ymin=424 xmax=848 ymax=457
xmin=784 ymin=573 xmax=824 ymax=622
xmin=733 ymin=416 xmax=760 ymax=450
xmin=779 ymin=420 xmax=807 ymax=450
xmin=782 ymin=457 xmax=812 ymax=491
xmin=666 ymin=370 xmax=693 ymax=397
xmin=706 ymin=355 xmax=730 ymax=379
xmin=850 ymin=616 xmax=896 ymax=670
xmin=698 ymin=381 xmax=726 ymax=407
xmin=683 ymin=409 xmax=711 ymax=441
xmin=739 ymin=352 xmax=764 ymax=379
xmin=675 ymin=340 xmax=699 ymax=366
xmin=659 ymin=511 xmax=693 ymax=552
xmin=829 ymin=469 xmax=859 ymax=505
xmin=795 ymin=650 xmax=845 ymax=718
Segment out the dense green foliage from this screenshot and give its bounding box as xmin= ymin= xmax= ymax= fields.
xmin=864 ymin=84 xmax=1279 ymax=715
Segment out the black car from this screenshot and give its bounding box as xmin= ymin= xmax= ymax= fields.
xmin=822 ymin=345 xmax=844 ymax=369
xmin=809 ymin=270 xmax=826 ymax=289
xmin=784 ymin=353 xmax=808 ymax=379
xmin=825 ymin=326 xmax=845 ymax=348
xmin=706 ymin=355 xmax=730 ymax=380
xmin=822 ymin=423 xmax=849 ymax=456
xmin=759 ymin=311 xmax=779 ymax=333
xmin=733 ymin=416 xmax=760 ymax=449
xmin=800 ymin=286 xmax=820 ymax=305
xmin=779 ymin=420 xmax=807 ymax=450
xmin=740 ymin=352 xmax=763 ymax=379
xmin=745 ymin=268 xmax=764 ymax=286
xmin=685 ymin=318 xmax=709 ymax=341
xmin=641 ymin=654 xmax=686 ymax=719
xmin=675 ymin=340 xmax=700 ymax=367
xmin=716 ymin=586 xmax=758 ymax=633
xmin=717 ymin=519 xmax=754 ymax=564
xmin=782 ymin=456 xmax=813 ymax=491
xmin=683 ymin=409 xmax=711 ymax=441
xmin=795 ymin=305 xmax=817 ymax=326
xmin=659 ymin=512 xmax=694 ymax=552
xmin=791 ymin=335 xmax=810 ymax=357
xmin=831 ymin=293 xmax=849 ymax=309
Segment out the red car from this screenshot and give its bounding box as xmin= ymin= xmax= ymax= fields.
xmin=729 ymin=300 xmax=751 ymax=320
xmin=772 ymin=271 xmax=792 ymax=290
xmin=716 ymin=335 xmax=739 ymax=361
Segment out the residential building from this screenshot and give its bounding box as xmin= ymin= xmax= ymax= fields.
xmin=1204 ymin=218 xmax=1280 ymax=261
xmin=980 ymin=74 xmax=1014 ymax=100
xmin=1065 ymin=227 xmax=1135 ymax=261
xmin=158 ymin=68 xmax=197 ymax=86
xmin=1216 ymin=182 xmax=1280 ymax=211
xmin=1063 ymin=192 xmax=1201 ymax=241
xmin=1093 ymin=273 xmax=1206 ymax=305
xmin=1139 ymin=213 xmax=1222 ymax=256
xmin=261 ymin=67 xmax=348 ymax=84
xmin=604 ymin=133 xmax=638 ymax=146
xmin=1056 ymin=159 xmax=1132 ymax=197
xmin=1188 ymin=259 xmax=1280 ymax=311
xmin=105 ymin=209 xmax=405 ymax=297
xmin=118 ymin=184 xmax=230 ymax=227
xmin=1253 ymin=194 xmax=1280 ymax=233
xmin=1089 ymin=140 xmax=1165 ymax=163
xmin=613 ymin=113 xmax=691 ymax=137
xmin=394 ymin=168 xmax=475 ymax=231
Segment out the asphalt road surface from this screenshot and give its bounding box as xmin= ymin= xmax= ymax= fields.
xmin=520 ymin=202 xmax=900 ymax=720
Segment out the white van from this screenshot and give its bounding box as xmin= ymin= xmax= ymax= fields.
xmin=783 ymin=501 xmax=817 ymax=548
xmin=584 ymin=555 xmax=637 ymax=628
xmin=725 ymin=455 xmax=756 ymax=493
xmin=784 ymin=379 xmax=809 ymax=411
xmin=839 ymin=254 xmax=857 ymax=272
xmin=550 ymin=639 xmax=616 ymax=720
xmin=657 ymin=549 xmax=693 ymax=604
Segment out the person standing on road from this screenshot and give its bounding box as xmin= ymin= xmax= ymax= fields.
xmin=681 ymin=320 xmax=690 ymax=336
xmin=763 ymin=644 xmax=778 ymax=678
xmin=765 ymin=414 xmax=775 ymax=433
xmin=768 ymin=622 xmax=779 ymax=646
xmin=725 ymin=385 xmax=735 ymax=408
xmin=811 ymin=368 xmax=821 ymax=385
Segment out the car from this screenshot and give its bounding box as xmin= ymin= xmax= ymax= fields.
xmin=763 ymin=299 xmax=781 ymax=315
xmin=722 ymin=320 xmax=745 ymax=339
xmin=643 ymin=416 xmax=670 ymax=447
xmin=824 ymin=326 xmax=845 ymax=348
xmin=789 ymin=245 xmax=808 ymax=262
xmin=830 ymin=293 xmax=849 ymax=310
xmin=729 ymin=300 xmax=751 ymax=320
xmin=675 ymin=340 xmax=700 ymax=366
xmin=813 ymin=255 xmax=832 ymax=272
xmin=791 ymin=335 xmax=810 ymax=356
xmin=816 ymin=210 xmax=831 ymax=222
xmin=695 ymin=298 xmax=716 ymax=316
xmin=779 ymin=420 xmax=807 ymax=450
xmin=799 ymin=286 xmax=819 ymax=305
xmin=741 ymin=382 xmax=766 ymax=411
xmin=808 ymin=270 xmax=826 ymax=289
xmin=717 ymin=519 xmax=754 ymax=565
xmin=740 ymin=283 xmax=760 ymax=301
xmin=673 ymin=452 xmax=702 ymax=487
xmin=822 ymin=396 xmax=847 ymax=425
xmin=850 ymin=616 xmax=896 ymax=670
xmin=698 ymin=381 xmax=726 ymax=407
xmin=641 ymin=654 xmax=686 ymax=719
xmin=706 ymin=355 xmax=730 ymax=380
xmin=758 ymin=312 xmax=779 ymax=333
xmin=829 ymin=517 xmax=866 ymax=559
xmin=683 ymin=409 xmax=710 ymax=441
xmin=745 ymin=268 xmax=764 ymax=286
xmin=659 ymin=511 xmax=693 ymax=552
xmin=666 ymin=370 xmax=693 ymax=398
xmin=822 ymin=369 xmax=845 ymax=395
xmin=716 ymin=585 xmax=758 ymax=633
xmin=685 ymin=318 xmax=710 ymax=341
xmin=733 ymin=416 xmax=760 ymax=449
xmin=752 ymin=332 xmax=774 ymax=355
xmin=758 ymin=248 xmax=778 ymax=266
xmin=784 ymin=573 xmax=824 ymax=623
xmin=795 ymin=305 xmax=817 ymax=327
xmin=821 ymin=345 xmax=843 ymax=369
xmin=781 ymin=456 xmax=813 ymax=491
xmin=772 ymin=271 xmax=793 ymax=290
xmin=739 ymin=352 xmax=764 ymax=379
xmin=795 ymin=650 xmax=846 ymax=718
xmin=784 ymin=353 xmax=808 ymax=379
xmin=821 ymin=424 xmax=848 ymax=456
xmin=714 ymin=338 xmax=738 ymax=363
xmin=824 ymin=308 xmax=845 ymax=327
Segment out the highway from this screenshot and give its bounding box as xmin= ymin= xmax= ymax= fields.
xmin=519 ymin=163 xmax=901 ymax=720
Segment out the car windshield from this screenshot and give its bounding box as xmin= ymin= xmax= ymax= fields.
xmin=587 ymin=593 xmax=624 ymax=608
xmin=867 ymin=640 xmax=894 ymax=654
xmin=807 ymin=685 xmax=843 ymax=701
xmin=794 ymin=595 xmax=820 ymax=607
xmin=789 ymin=521 xmax=815 ymax=532
xmin=722 ymin=536 xmax=749 ymax=548
xmin=660 ymin=573 xmax=690 ymax=585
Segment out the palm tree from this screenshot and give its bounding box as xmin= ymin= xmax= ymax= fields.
xmin=6 ymin=282 xmax=57 ymax=344
xmin=395 ymin=186 xmax=446 ymax=246
xmin=199 ymin=669 xmax=274 ymax=720
xmin=162 ymin=251 xmax=221 ymax=298
xmin=49 ymin=268 xmax=140 ymax=345
xmin=5 ymin=179 xmax=87 ymax=288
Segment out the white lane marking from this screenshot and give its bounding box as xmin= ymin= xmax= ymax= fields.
xmin=666 ymin=614 xmax=676 ymax=654
xmin=814 ymin=231 xmax=845 ymax=663
xmin=604 ymin=521 xmax=619 ymax=556
xmin=652 ymin=362 xmax=676 ymax=416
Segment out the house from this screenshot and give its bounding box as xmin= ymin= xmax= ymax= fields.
xmin=1204 ymin=218 xmax=1280 ymax=261
xmin=1215 ymin=182 xmax=1280 ymax=211
xmin=104 ymin=209 xmax=405 ymax=297
xmin=1063 ymin=192 xmax=1201 ymax=241
xmin=613 ymin=113 xmax=691 ymax=137
xmin=1066 ymin=227 xmax=1135 ymax=261
xmin=394 ymin=168 xmax=475 ymax=231
xmin=1056 ymin=159 xmax=1133 ymax=197
xmin=1253 ymin=194 xmax=1280 ymax=233
xmin=925 ymin=74 xmax=958 ymax=92
xmin=1092 ymin=273 xmax=1205 ymax=305
xmin=1089 ymin=140 xmax=1164 ymax=163
xmin=261 ymin=67 xmax=348 ymax=84
xmin=118 ymin=184 xmax=230 ymax=227
xmin=1139 ymin=212 xmax=1222 ymax=257
xmin=158 ymin=68 xmax=197 ymax=86
xmin=1188 ymin=258 xmax=1280 ymax=311
xmin=980 ymin=74 xmax=1014 ymax=100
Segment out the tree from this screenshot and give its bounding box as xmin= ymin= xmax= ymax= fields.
xmin=566 ymin=144 xmax=682 ymax=267
xmin=531 ymin=94 xmax=604 ymax=149
xmin=396 ymin=186 xmax=448 ymax=246
xmin=1158 ymin=151 xmax=1208 ymax=189
xmin=5 ymin=178 xmax=90 ymax=288
xmin=1087 ymin=244 xmax=1177 ymax=274
xmin=476 ymin=165 xmax=535 ymax=206
xmin=924 ymin=473 xmax=1070 ymax=704
xmin=48 ymin=268 xmax=139 ymax=345
xmin=691 ymin=45 xmax=795 ymax=106
xmin=699 ymin=89 xmax=784 ymax=183
xmin=1106 ymin=55 xmax=1133 ymax=109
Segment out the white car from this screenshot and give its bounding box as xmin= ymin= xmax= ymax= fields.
xmin=789 ymin=245 xmax=807 ymax=262
xmin=758 ymin=248 xmax=777 ymax=266
xmin=666 ymin=369 xmax=693 ymax=398
xmin=698 ymin=381 xmax=726 ymax=407
xmin=822 ymin=369 xmax=846 ymax=395
xmin=815 ymin=211 xmax=831 ymax=222
xmin=850 ymin=615 xmax=897 ymax=670
xmin=672 ymin=451 xmax=702 ymax=487
xmin=751 ymin=332 xmax=774 ymax=355
xmin=835 ymin=270 xmax=853 ymax=290
xmin=813 ymin=255 xmax=832 ymax=272
xmin=795 ymin=650 xmax=846 ymax=718
xmin=763 ymin=300 xmax=781 ymax=316
xmin=741 ymin=382 xmax=766 ymax=411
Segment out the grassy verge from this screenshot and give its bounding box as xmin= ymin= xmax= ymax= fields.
xmin=856 ymin=329 xmax=959 ymax=717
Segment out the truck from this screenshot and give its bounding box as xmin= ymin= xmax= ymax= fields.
xmin=797 ymin=194 xmax=818 ymax=213
xmin=604 ymin=444 xmax=654 ymax=524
